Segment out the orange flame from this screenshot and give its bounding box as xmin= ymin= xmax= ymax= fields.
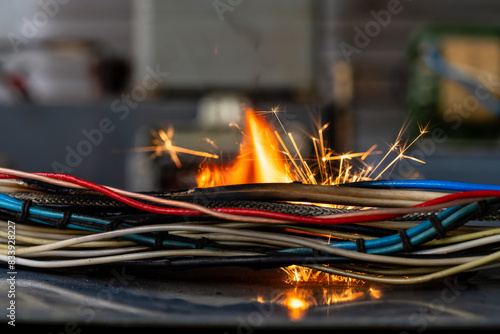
xmin=196 ymin=109 xmax=294 ymax=187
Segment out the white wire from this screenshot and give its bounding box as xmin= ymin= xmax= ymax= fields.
xmin=1 ymin=249 xmax=259 ymax=268
xmin=1 ymin=223 xmax=483 ymax=267
xmin=413 ymin=234 xmax=500 ymax=255
xmin=22 ymin=246 xmax=151 ymax=258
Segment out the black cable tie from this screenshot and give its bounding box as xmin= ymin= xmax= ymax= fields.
xmin=312 ymin=248 xmax=322 ymax=260
xmin=476 ymin=200 xmax=488 ymax=218
xmin=429 ymin=214 xmax=446 ymax=239
xmin=17 ymin=200 xmax=32 ymax=222
xmin=398 ymin=230 xmax=413 ymax=253
xmin=355 ymin=238 xmax=366 ymax=253
xmin=154 ymin=231 xmax=168 ymax=250
xmin=195 ymin=237 xmax=210 ymax=249
xmin=57 ymin=211 xmax=71 ymax=229
xmin=106 ymin=220 xmax=122 ymax=232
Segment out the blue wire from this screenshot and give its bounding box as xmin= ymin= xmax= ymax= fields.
xmin=0 ymin=193 xmax=217 ymax=250
xmin=346 ymin=179 xmax=500 ymax=192
xmin=0 ymin=193 xmax=108 ymax=232
xmin=279 ymin=203 xmax=465 ymax=255
xmin=332 ymin=203 xmax=465 ymax=251
xmin=369 ymin=201 xmax=481 ymax=254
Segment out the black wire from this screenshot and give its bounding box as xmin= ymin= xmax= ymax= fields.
xmin=94 ymin=254 xmax=357 ymax=271
xmin=295 ymin=222 xmax=396 ymax=237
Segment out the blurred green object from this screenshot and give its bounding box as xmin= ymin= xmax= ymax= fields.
xmin=407 ymin=24 xmax=500 ymax=143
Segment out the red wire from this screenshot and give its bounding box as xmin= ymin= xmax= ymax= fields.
xmin=1 ymin=172 xmax=500 ymax=225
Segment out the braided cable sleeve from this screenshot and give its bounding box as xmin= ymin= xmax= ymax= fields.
xmin=8 ymin=191 xmax=500 ymax=221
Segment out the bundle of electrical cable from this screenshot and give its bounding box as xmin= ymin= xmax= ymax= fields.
xmin=2 ymin=167 xmax=500 ymax=285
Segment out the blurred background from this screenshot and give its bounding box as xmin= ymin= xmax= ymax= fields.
xmin=1 ymin=0 xmax=500 ymax=191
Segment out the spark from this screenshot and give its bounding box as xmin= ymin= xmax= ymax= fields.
xmin=136 ymin=127 xmax=219 ymax=168
xmin=288 ymin=132 xmax=317 ymax=185
xmin=271 ymin=106 xmax=288 ymax=134
xmin=367 ymin=139 xmax=401 ymax=180
xmin=229 ymin=121 xmax=244 ymax=135
xmin=274 ymin=130 xmax=309 ymax=183
xmin=372 ymin=121 xmax=429 ymax=180
xmin=204 ymin=137 xmax=218 ymax=149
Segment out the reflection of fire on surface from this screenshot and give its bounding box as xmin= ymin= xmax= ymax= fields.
xmin=276 ymin=265 xmax=378 ymax=320
xmin=280 ymin=292 xmax=311 ymax=321
xmin=256 ymin=284 xmax=382 ymax=321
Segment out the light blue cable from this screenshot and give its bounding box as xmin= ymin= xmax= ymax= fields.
xmin=279 ymin=203 xmax=466 ymax=255
xmin=332 ymin=203 xmax=465 ymax=251
xmin=0 ymin=193 xmax=213 ymax=249
xmin=0 ymin=193 xmax=108 ymax=232
xmin=281 ymin=197 xmax=500 ymax=255
xmin=368 ymin=201 xmax=481 ymax=254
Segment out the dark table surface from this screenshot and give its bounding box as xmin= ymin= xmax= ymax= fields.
xmin=3 ymin=261 xmax=500 ymax=333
